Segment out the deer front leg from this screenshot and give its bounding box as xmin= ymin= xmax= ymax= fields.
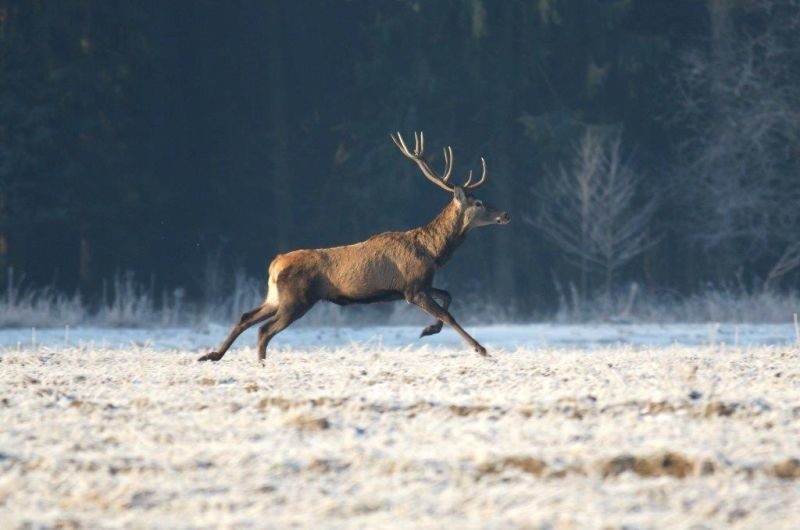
xmin=408 ymin=290 xmax=488 ymax=356
xmin=420 ymin=288 xmax=451 ymax=338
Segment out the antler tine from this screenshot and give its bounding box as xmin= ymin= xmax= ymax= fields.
xmin=463 ymin=157 xmax=488 ymax=190
xmin=390 ymin=130 xmax=454 ymax=193
xmin=441 ymin=147 xmax=453 ymax=183
xmin=391 ymin=131 xmax=411 ymax=156
xmin=463 ymin=170 xmax=473 ymax=188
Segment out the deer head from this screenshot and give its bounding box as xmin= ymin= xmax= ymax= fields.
xmin=390 ymin=131 xmax=510 ymax=230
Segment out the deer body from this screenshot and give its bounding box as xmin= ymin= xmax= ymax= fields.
xmin=199 ymin=132 xmax=509 ymax=363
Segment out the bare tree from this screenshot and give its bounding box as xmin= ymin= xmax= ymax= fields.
xmin=764 ymin=242 xmax=800 ymax=292
xmin=535 ymin=127 xmax=657 ymax=298
xmin=676 ymin=0 xmax=800 ymax=279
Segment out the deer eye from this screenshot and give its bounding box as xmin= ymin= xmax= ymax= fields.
xmin=474 ymin=200 xmax=483 ymax=208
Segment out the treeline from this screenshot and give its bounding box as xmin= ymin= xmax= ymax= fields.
xmin=1 ymin=0 xmax=798 ymax=316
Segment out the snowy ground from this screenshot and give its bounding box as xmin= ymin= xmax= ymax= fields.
xmin=2 ymin=321 xmax=799 ymax=351
xmin=1 ymin=325 xmax=799 ymax=528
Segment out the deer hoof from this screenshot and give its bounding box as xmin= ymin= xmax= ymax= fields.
xmin=420 ymin=324 xmax=443 ymax=338
xmin=198 ymin=351 xmax=223 ymax=362
xmin=474 ymin=344 xmax=488 ymax=356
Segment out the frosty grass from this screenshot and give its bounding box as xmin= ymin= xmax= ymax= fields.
xmin=1 ymin=325 xmax=799 ymax=528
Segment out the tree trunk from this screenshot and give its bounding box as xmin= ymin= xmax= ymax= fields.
xmin=0 ymin=192 xmax=7 ymax=283
xmin=708 ymin=0 xmax=737 ymax=274
xmin=490 ymin=2 xmax=517 ymax=308
xmin=265 ymin=2 xmax=291 ymax=252
xmin=79 ymin=222 xmax=93 ymax=292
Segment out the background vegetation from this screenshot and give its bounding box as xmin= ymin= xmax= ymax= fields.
xmin=1 ymin=0 xmax=799 ymax=322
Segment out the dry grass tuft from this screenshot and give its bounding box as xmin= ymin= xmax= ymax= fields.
xmin=286 ymin=413 xmax=331 ymax=431
xmin=477 ymin=456 xmax=548 ymax=477
xmin=448 ymin=404 xmax=491 ymax=416
xmin=600 ymin=452 xmax=698 ymax=478
xmin=308 ymin=458 xmax=350 ymax=473
xmin=705 ymin=401 xmax=739 ymax=417
xmin=770 ymin=458 xmax=800 ymax=479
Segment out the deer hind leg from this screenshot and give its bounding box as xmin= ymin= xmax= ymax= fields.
xmin=408 ymin=290 xmax=488 ymax=356
xmin=420 ymin=288 xmax=451 ymax=338
xmin=198 ymin=303 xmax=277 ymax=362
xmin=256 ymin=301 xmax=314 ymax=361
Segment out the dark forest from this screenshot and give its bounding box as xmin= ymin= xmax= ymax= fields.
xmin=2 ymin=0 xmax=799 ymax=319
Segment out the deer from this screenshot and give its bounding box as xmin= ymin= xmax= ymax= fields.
xmin=198 ymin=131 xmax=510 ymax=363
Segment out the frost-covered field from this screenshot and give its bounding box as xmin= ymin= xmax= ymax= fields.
xmin=1 ymin=325 xmax=800 ymax=528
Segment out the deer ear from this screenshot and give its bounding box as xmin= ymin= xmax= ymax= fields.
xmin=453 ymin=186 xmax=467 ymax=206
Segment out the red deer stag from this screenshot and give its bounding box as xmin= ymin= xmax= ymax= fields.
xmin=199 ymin=131 xmax=510 ymax=362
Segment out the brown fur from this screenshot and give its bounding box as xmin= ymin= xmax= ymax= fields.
xmin=272 ymin=200 xmax=464 ymax=305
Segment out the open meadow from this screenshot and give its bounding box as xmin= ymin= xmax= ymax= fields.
xmin=1 ymin=325 xmax=799 ymax=528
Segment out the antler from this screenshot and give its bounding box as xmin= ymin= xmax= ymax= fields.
xmin=390 ymin=131 xmax=453 ymax=192
xmin=390 ymin=131 xmax=488 ymax=192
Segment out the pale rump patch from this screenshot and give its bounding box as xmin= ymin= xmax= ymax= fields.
xmin=265 ymin=276 xmax=280 ymax=305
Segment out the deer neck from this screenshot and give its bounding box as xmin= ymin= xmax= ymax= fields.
xmin=415 ymin=201 xmax=467 ymax=268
